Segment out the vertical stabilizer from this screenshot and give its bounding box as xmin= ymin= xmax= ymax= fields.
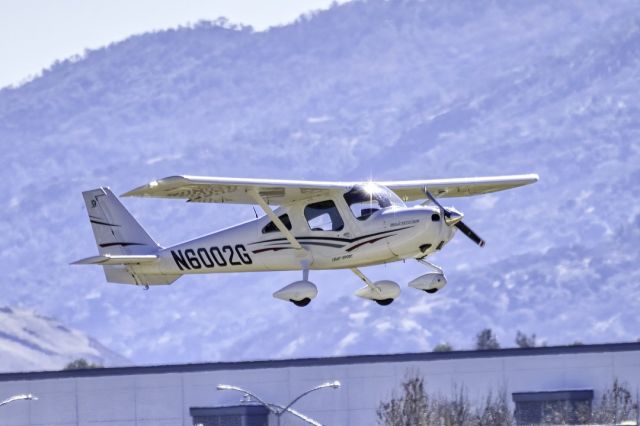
xmin=78 ymin=188 xmax=179 ymax=286
xmin=82 ymin=187 xmax=159 ymax=255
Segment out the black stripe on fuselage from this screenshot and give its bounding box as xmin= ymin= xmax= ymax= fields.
xmin=345 ymin=235 xmax=395 ymax=252
xmin=265 ymin=241 xmax=346 ymax=248
xmin=252 ymin=247 xmax=295 ymax=254
xmin=251 ymin=241 xmax=345 ymax=254
xmin=301 ymin=242 xmax=345 ymax=249
xmin=249 ymin=226 xmax=412 ymax=246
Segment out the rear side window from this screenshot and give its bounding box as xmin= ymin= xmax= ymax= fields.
xmin=262 ymin=214 xmax=292 ymax=234
xmin=304 ymin=200 xmax=344 ymax=231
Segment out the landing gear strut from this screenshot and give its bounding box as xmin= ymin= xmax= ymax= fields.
xmin=351 ymin=268 xmax=400 ymax=305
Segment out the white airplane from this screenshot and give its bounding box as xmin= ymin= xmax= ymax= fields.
xmin=73 ymin=174 xmax=538 ymax=306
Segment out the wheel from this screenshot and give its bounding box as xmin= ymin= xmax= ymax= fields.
xmin=291 ymin=298 xmax=311 ymax=307
xmin=424 ymin=288 xmax=438 ymax=294
xmin=375 ymin=298 xmax=394 ymax=306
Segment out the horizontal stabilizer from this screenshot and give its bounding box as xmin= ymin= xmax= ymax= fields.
xmin=72 ymin=254 xmax=158 ymax=265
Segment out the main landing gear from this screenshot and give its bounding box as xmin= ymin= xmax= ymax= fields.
xmin=273 ymin=261 xmax=318 ymax=307
xmin=351 ymin=268 xmax=401 ymax=306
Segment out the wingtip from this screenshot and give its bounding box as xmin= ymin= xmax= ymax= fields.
xmin=121 ymin=182 xmax=158 ymax=197
xmin=121 ymin=176 xmax=188 ymax=197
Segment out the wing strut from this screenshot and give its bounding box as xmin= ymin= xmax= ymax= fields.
xmin=248 ymin=189 xmax=303 ymax=251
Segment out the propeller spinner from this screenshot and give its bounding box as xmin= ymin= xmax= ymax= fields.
xmin=423 ymin=189 xmax=486 ymax=247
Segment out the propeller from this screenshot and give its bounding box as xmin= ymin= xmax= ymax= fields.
xmin=424 ymin=189 xmax=486 ymax=248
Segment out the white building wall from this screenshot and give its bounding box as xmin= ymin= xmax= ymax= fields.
xmin=0 ymin=346 xmax=638 ymax=426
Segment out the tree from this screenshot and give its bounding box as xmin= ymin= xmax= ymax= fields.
xmin=434 ymin=384 xmax=473 ymax=426
xmin=515 ymin=331 xmax=537 ymax=348
xmin=591 ymin=379 xmax=639 ymax=424
xmin=433 ymin=342 xmax=453 ymax=352
xmin=376 ymin=374 xmax=433 ymax=426
xmin=475 ymin=329 xmax=500 ymax=350
xmin=377 ymin=373 xmax=514 ymax=426
xmin=63 ymin=358 xmax=103 ymax=370
xmin=537 ymin=379 xmax=639 ymax=424
xmin=474 ymin=389 xmax=513 ymax=426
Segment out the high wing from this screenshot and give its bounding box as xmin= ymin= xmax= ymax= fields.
xmin=380 ymin=174 xmax=539 ymax=201
xmin=122 ymin=174 xmax=538 ymax=205
xmin=122 ymin=175 xmax=351 ymax=205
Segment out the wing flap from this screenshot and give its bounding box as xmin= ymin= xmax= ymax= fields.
xmin=381 ymin=174 xmax=539 ymax=201
xmin=71 ymin=254 xmax=158 ymax=265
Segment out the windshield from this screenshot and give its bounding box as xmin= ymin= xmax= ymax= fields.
xmin=343 ymin=183 xmax=405 ymax=220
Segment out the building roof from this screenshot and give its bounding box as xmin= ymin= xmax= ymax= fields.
xmin=0 ymin=342 xmax=638 ymax=382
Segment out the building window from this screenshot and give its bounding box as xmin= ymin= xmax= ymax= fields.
xmin=191 ymin=405 xmax=269 ymax=426
xmin=513 ymin=390 xmax=594 ymax=425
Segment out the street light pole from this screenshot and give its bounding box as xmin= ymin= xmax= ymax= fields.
xmin=0 ymin=394 xmax=38 ymax=407
xmin=217 ymin=381 xmax=340 ymax=426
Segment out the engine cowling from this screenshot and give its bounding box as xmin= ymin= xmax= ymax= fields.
xmin=355 ymin=280 xmax=401 ymax=305
xmin=408 ymin=272 xmax=447 ymax=293
xmin=273 ymin=280 xmax=318 ymax=307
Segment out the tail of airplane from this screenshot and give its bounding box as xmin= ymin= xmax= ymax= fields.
xmin=82 ymin=187 xmax=158 ymax=255
xmin=73 ymin=187 xmax=180 ymax=286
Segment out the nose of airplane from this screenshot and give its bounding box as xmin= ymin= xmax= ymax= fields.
xmin=424 ymin=191 xmax=486 ymax=247
xmin=443 ymin=208 xmax=464 ymax=226
xmin=424 ymin=207 xmax=457 ymax=247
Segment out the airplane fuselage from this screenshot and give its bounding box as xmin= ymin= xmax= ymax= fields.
xmin=75 ymin=174 xmax=538 ymax=304
xmin=132 ymin=204 xmax=455 ymax=276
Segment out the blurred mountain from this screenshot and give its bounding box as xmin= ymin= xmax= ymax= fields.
xmin=0 ymin=307 xmax=127 ymax=372
xmin=0 ymin=0 xmax=639 ymax=367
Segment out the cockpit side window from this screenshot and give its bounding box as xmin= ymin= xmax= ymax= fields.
xmin=262 ymin=214 xmax=292 ymax=234
xmin=343 ymin=184 xmax=404 ymax=221
xmin=304 ymin=200 xmax=344 ymax=232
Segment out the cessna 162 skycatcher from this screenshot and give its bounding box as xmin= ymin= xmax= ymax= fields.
xmin=74 ymin=174 xmax=538 ymax=306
